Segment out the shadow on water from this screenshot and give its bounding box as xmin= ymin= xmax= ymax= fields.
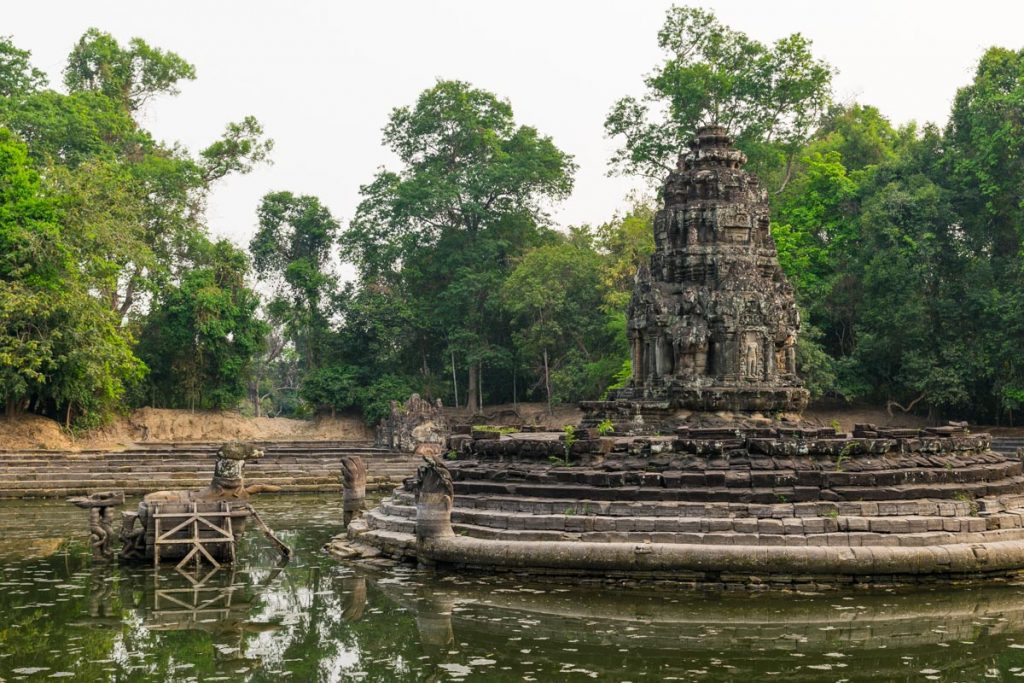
xmin=3 ymin=495 xmax=1024 ymax=681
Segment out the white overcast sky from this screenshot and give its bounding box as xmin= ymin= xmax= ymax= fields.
xmin=7 ymin=1 xmax=1024 ymax=252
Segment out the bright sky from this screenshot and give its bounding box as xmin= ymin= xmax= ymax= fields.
xmin=7 ymin=1 xmax=1024 ymax=252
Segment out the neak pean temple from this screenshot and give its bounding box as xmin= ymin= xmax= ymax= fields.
xmin=581 ymin=125 xmax=807 ymax=431
xmin=332 ymin=128 xmax=1024 ymax=587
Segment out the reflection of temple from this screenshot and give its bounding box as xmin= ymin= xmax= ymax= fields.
xmin=366 ymin=572 xmax=1024 ymax=681
xmin=591 ymin=126 xmax=808 ymax=421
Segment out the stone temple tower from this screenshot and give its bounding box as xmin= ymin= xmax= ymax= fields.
xmin=597 ymin=126 xmax=809 ymax=419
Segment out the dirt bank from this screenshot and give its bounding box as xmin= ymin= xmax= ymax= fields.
xmin=443 ymin=401 xmax=982 ymax=435
xmin=2 ymin=401 xmax=1015 ymax=452
xmin=0 ymin=408 xmax=373 ymax=451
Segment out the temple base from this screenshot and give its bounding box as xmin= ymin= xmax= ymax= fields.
xmin=581 ymin=384 xmax=809 ymax=434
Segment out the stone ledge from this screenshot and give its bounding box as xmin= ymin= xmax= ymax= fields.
xmin=410 ymin=535 xmax=1024 ymax=578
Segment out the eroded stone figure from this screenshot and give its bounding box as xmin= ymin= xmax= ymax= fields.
xmin=119 ymin=441 xmax=279 ymax=560
xmin=340 ymin=455 xmax=367 ymax=526
xmin=376 ymin=394 xmax=450 ymax=455
xmin=413 ymin=454 xmax=454 ymax=542
xmin=67 ymin=491 xmax=124 ymax=560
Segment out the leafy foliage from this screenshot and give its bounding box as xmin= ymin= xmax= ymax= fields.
xmin=605 ymin=5 xmax=834 ymax=185
xmin=135 ymin=240 xmax=268 ymax=410
xmin=0 ymin=31 xmax=269 ymax=425
xmin=339 ymin=79 xmax=577 ymax=414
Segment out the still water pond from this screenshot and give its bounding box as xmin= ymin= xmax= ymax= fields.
xmin=3 ymin=496 xmax=1024 ymax=681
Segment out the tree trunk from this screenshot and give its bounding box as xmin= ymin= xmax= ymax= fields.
xmin=450 ymin=350 xmax=459 ymax=407
xmin=543 ymin=347 xmax=552 ymax=416
xmin=467 ymin=362 xmax=478 ymax=412
xmin=512 ymin=364 xmax=517 ymax=413
xmin=478 ymin=362 xmax=483 ymax=413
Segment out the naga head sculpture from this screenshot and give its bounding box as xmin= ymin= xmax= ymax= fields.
xmin=414 ymin=454 xmax=455 ymax=542
xmin=212 ymin=442 xmax=264 ymax=493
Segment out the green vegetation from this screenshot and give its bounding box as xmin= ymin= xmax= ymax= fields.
xmin=0 ymin=30 xmax=270 ymax=425
xmin=2 ymin=7 xmax=1024 ymax=428
xmin=473 ymin=425 xmax=518 ymax=434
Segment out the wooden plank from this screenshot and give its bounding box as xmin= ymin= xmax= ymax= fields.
xmin=152 ymin=511 xmax=237 ymax=518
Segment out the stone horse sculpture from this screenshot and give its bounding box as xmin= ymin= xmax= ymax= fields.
xmin=120 ymin=441 xmax=291 ymax=562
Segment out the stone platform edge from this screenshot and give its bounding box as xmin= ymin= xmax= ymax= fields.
xmin=339 ymin=526 xmax=1024 ymax=585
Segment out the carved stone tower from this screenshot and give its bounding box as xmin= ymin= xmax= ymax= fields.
xmin=609 ymin=126 xmax=808 ymax=414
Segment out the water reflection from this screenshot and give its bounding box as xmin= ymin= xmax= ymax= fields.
xmin=3 ymin=496 xmax=1024 ymax=681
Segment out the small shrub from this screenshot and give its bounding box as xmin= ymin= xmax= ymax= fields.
xmin=562 ymin=425 xmax=577 ymax=461
xmin=597 ymin=419 xmax=614 ymax=436
xmin=834 ymin=443 xmax=855 ymax=471
xmin=954 ymin=491 xmax=979 ymax=516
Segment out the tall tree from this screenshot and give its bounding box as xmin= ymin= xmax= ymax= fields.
xmin=0 ymin=128 xmax=142 ymax=423
xmin=135 ymin=239 xmax=268 ymax=410
xmin=0 ymin=31 xmax=272 ymax=426
xmin=63 ymin=28 xmax=196 ymax=113
xmin=344 ymin=79 xmax=575 ymax=411
xmin=605 ymin=5 xmax=834 ymax=190
xmin=944 ymin=46 xmax=1024 ymax=420
xmin=502 ymin=231 xmax=618 ymax=410
xmin=250 ymin=192 xmax=339 ymax=378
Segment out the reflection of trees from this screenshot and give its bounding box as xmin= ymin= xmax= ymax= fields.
xmin=12 ymin=494 xmax=1024 ymax=681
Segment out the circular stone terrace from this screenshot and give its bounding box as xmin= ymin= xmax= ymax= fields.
xmin=334 ymin=423 xmax=1024 ymax=587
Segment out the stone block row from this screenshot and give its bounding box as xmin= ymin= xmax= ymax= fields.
xmin=391 ymin=490 xmax=979 ymax=520
xmin=363 ymin=506 xmax=1024 ymax=548
xmin=459 ymin=433 xmax=993 ymax=463
xmin=444 ymin=475 xmax=1024 ymax=504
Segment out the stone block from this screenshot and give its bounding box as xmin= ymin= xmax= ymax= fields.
xmin=782 ymin=518 xmax=804 ymax=535
xmin=733 ymin=518 xmax=758 ymax=533
xmin=803 ymin=518 xmax=826 ymax=534
xmin=845 ymin=517 xmax=869 ymax=532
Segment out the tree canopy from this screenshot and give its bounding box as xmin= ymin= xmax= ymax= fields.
xmin=605 ymin=6 xmax=834 ymax=189
xmin=1 ymin=14 xmax=1022 ymax=429
xmin=0 ymin=30 xmax=270 ymax=426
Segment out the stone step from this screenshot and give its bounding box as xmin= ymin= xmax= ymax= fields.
xmin=363 ymin=508 xmax=1024 ymax=548
xmin=0 ymin=450 xmax=395 ymax=461
xmin=0 ymin=462 xmax=413 ymax=474
xmin=2 ymin=480 xmax=398 ymax=498
xmin=390 ymin=490 xmax=985 ymax=519
xmin=379 ymin=499 xmax=1015 ymax=535
xmin=449 ymin=476 xmax=1024 ymax=503
xmin=454 ymin=461 xmax=1022 ymax=488
xmin=0 ymin=447 xmax=400 ymax=455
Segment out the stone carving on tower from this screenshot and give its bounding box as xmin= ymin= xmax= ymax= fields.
xmin=610 ymin=126 xmax=808 ymax=413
